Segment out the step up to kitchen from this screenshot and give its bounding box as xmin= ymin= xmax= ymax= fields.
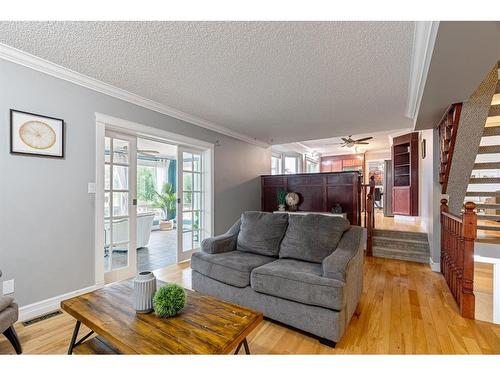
xmin=372 ymin=229 xmax=430 ymax=264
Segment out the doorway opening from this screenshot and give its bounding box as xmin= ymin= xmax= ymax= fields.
xmin=96 ymin=114 xmax=213 ymax=285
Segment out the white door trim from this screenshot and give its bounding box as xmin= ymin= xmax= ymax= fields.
xmin=95 ymin=113 xmax=214 ymax=283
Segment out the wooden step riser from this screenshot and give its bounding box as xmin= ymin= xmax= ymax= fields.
xmin=496 ymin=80 xmax=500 ymax=94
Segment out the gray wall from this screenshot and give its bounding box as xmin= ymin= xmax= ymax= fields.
xmin=0 ymin=60 xmax=270 ymax=306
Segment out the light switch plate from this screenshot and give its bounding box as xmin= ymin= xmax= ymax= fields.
xmin=3 ymin=279 xmax=14 ymax=295
xmin=88 ymin=182 xmax=96 ymax=194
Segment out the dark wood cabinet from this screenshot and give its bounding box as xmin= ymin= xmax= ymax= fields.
xmin=261 ymin=171 xmax=361 ymax=225
xmin=392 ymin=132 xmax=419 ymax=216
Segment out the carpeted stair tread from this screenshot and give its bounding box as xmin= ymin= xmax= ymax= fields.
xmin=477 ymin=225 xmax=500 ymax=231
xmin=469 ymin=177 xmax=500 ymax=184
xmin=488 ymin=104 xmax=500 ymax=117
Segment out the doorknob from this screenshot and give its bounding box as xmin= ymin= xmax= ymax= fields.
xmin=177 ymin=198 xmax=181 ymax=204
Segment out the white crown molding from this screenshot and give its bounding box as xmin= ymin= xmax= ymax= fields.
xmin=0 ymin=43 xmax=269 ymax=148
xmin=405 ymin=21 xmax=440 ymax=124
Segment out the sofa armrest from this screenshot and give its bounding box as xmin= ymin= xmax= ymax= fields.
xmin=322 ymin=226 xmax=364 ymax=282
xmin=201 ymin=219 xmax=241 ymax=254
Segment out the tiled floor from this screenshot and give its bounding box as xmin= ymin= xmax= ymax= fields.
xmin=104 ymin=229 xmax=177 ymax=272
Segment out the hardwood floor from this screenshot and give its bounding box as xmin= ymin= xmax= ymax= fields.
xmin=2 ymin=256 xmax=500 ymax=354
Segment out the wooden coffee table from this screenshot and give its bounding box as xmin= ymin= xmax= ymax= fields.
xmin=60 ymin=280 xmax=263 ymax=354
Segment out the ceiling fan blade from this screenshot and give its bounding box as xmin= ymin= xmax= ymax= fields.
xmin=341 ymin=137 xmax=350 ymax=142
xmin=340 ymin=144 xmax=346 ymax=147
xmin=354 ymin=137 xmax=373 ymax=142
xmin=355 ymin=142 xmax=370 ymax=145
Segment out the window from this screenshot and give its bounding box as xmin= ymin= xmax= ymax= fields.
xmin=284 ymin=156 xmax=299 ymax=174
xmin=305 ymin=158 xmax=319 ymax=173
xmin=271 ymin=154 xmax=282 ymax=175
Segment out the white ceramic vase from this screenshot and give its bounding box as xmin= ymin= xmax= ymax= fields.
xmin=133 ymin=271 xmax=157 ymax=313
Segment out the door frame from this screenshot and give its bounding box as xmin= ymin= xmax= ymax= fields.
xmin=94 ymin=113 xmax=214 ymax=286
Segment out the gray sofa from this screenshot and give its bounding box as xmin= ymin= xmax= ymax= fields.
xmin=191 ymin=211 xmax=364 ymax=346
xmin=0 ymin=270 xmax=22 ymax=354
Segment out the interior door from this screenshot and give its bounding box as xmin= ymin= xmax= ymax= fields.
xmin=177 ymin=147 xmax=204 ymax=262
xmin=104 ymin=130 xmax=137 ymax=283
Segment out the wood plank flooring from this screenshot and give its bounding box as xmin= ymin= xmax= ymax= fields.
xmin=2 ymin=256 xmax=500 ymax=354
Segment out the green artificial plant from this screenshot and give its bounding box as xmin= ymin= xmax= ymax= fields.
xmin=277 ymin=188 xmax=287 ymax=206
xmin=153 ymin=183 xmax=177 ymax=221
xmin=153 ymin=283 xmax=186 ymax=318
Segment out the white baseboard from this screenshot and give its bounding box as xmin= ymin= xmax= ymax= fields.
xmin=429 ymin=258 xmax=440 ymax=272
xmin=19 ymin=282 xmax=104 ymax=322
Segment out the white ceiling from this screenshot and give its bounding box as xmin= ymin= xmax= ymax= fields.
xmin=273 ymin=128 xmax=411 ymax=156
xmin=0 ymin=21 xmax=415 ymax=145
xmin=137 ymin=138 xmax=176 ymax=159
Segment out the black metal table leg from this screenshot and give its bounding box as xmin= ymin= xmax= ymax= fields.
xmin=68 ymin=320 xmax=81 ymax=355
xmin=234 ymin=341 xmax=243 ymax=354
xmin=234 ymin=338 xmax=251 ymax=354
xmin=243 ymin=338 xmax=250 ymax=354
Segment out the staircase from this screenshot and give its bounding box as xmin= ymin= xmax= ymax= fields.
xmin=372 ymin=229 xmax=430 ymax=263
xmin=465 ymin=62 xmax=500 ymax=241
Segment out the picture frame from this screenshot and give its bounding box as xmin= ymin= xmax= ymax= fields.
xmin=10 ymin=109 xmax=65 ymax=158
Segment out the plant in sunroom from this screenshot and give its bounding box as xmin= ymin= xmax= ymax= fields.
xmin=153 ymin=183 xmax=177 ymax=230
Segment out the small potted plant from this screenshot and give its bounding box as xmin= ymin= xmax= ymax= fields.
xmin=153 ymin=183 xmax=177 ymax=231
xmin=153 ymin=283 xmax=186 ymax=318
xmin=277 ymin=188 xmax=287 ymax=212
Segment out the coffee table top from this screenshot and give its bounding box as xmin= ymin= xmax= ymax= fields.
xmin=61 ymin=280 xmax=263 ymax=354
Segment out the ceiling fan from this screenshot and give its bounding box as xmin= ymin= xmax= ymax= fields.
xmin=333 ymin=135 xmax=373 ymax=148
xmin=118 ymin=145 xmax=160 ymax=157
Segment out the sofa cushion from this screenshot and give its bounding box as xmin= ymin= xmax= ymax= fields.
xmin=251 ymin=259 xmax=345 ymax=310
xmin=237 ymin=211 xmax=289 ymax=257
xmin=191 ymin=250 xmax=276 ymax=288
xmin=0 ymin=303 xmax=18 ymax=333
xmin=279 ymin=215 xmax=350 ymax=263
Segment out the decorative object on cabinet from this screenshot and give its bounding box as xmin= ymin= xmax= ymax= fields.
xmin=332 ymin=203 xmax=343 ymax=214
xmin=285 ymin=192 xmax=300 ymax=211
xmin=10 ymin=109 xmax=64 ymax=158
xmin=392 ymin=132 xmax=419 ymax=216
xmin=277 ymin=188 xmax=287 ymax=211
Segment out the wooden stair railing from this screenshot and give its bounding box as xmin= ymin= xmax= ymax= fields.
xmin=365 ymin=176 xmax=376 ymax=256
xmin=438 ymin=103 xmax=462 ymax=194
xmin=440 ymin=199 xmax=477 ymax=319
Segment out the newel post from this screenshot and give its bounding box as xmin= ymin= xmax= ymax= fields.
xmin=365 ymin=177 xmax=375 ymax=257
xmin=440 ymin=198 xmax=448 ymax=274
xmin=460 ymin=202 xmax=476 ymax=319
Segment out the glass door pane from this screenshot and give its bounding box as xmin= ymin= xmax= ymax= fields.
xmin=104 ymin=131 xmax=137 ymax=283
xmin=177 ymin=147 xmax=204 ymax=262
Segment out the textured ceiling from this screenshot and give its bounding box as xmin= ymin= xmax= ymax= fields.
xmin=0 ymin=21 xmax=415 ymax=144
xmin=274 ymin=128 xmax=411 ymax=156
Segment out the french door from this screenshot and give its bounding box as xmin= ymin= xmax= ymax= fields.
xmin=177 ymin=147 xmax=205 ymax=262
xmin=104 ymin=130 xmax=137 ymax=283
